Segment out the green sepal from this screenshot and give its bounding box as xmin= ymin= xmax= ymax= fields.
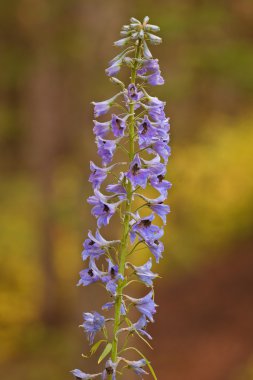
xmin=90 ymin=339 xmax=107 ymax=356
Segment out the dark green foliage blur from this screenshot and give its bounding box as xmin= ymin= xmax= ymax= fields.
xmin=0 ymin=1 xmax=252 ymax=379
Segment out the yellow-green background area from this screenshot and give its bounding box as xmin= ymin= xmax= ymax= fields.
xmin=0 ymin=1 xmax=253 ymax=379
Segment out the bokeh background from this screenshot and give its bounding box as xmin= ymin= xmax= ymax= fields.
xmin=1 ymin=0 xmax=253 ymax=379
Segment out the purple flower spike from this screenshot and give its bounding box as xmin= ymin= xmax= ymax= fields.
xmin=74 ymin=17 xmax=171 ymax=378
xmin=81 ymin=311 xmax=105 ymax=344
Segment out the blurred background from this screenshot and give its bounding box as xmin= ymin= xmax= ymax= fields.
xmin=0 ymin=0 xmax=253 ymax=379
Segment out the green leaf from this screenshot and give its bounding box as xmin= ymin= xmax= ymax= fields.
xmin=90 ymin=339 xmax=107 ymax=356
xmin=98 ymin=343 xmax=112 ymax=364
xmin=122 ymin=347 xmax=158 ymax=380
xmin=103 ymin=326 xmax=108 ymax=339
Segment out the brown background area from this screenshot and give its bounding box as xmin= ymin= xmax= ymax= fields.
xmin=0 ymin=0 xmax=253 ymax=379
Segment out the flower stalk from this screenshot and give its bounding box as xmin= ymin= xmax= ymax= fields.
xmin=111 ymin=39 xmax=142 ymax=369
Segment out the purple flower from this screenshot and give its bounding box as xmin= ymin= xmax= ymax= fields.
xmin=117 ymin=315 xmax=152 ymax=340
xmin=135 ymin=193 xmax=170 ymax=224
xmin=130 ymin=213 xmax=161 ymax=243
xmin=81 ymin=311 xmax=105 ymax=344
xmin=126 ymin=291 xmax=157 ymax=322
xmin=70 ymin=369 xmax=101 ymax=379
xmin=146 ymin=98 xmax=166 ymax=121
xmin=92 ymin=94 xmax=120 ymax=118
xmin=111 ymin=114 xmax=127 ymax=137
xmin=82 ymin=230 xmax=120 ymax=261
xmin=137 ymin=57 xmax=164 ymax=86
xmin=126 ymin=154 xmax=150 ymax=189
xmin=106 ymin=182 xmax=126 ymax=197
xmin=149 ymin=202 xmax=170 ymax=224
xmin=87 ymin=189 xmax=123 ymax=228
xmin=137 ymin=115 xmax=157 ymax=147
xmin=105 ymin=62 xmax=121 ymax=77
xmin=133 ymin=315 xmax=152 ymax=339
xmin=154 ymin=115 xmax=170 ymax=130
xmin=149 ymin=174 xmax=172 ymax=197
xmin=130 ymin=258 xmax=158 ymax=286
xmin=114 ymin=36 xmax=131 ymax=46
xmin=81 ymin=236 xmax=104 ymax=261
xmin=78 ymin=259 xmax=103 ymax=286
xmin=89 ymin=161 xmax=114 ymax=189
xmin=102 ymin=259 xmax=123 ymax=296
xmin=123 ymin=358 xmax=148 ymax=377
xmin=147 ymin=140 xmax=171 ymax=163
xmin=128 ymin=83 xmax=139 ymax=101
xmin=141 ymin=155 xmax=166 ymax=176
xmin=146 ymin=71 xmax=164 ymax=85
xmin=93 ymin=120 xmax=110 ymax=138
xmin=146 ymin=233 xmax=164 ymax=263
xmin=96 ymin=136 xmax=118 ymax=165
xmin=137 ymin=59 xmax=160 ymax=75
xmin=102 ymin=300 xmax=126 ymax=315
xmin=102 ymin=359 xmax=118 ymax=380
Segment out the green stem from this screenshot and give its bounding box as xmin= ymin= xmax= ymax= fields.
xmin=109 ymin=40 xmax=142 ymax=374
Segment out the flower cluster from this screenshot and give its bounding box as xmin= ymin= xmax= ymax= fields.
xmin=72 ymin=16 xmax=171 ymax=380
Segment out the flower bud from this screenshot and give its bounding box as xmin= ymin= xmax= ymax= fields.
xmin=123 ymin=57 xmax=133 ymax=67
xmin=143 ymin=16 xmax=150 ymax=24
xmin=120 ymin=30 xmax=131 ymax=37
xmin=130 ymin=17 xmax=141 ymax=24
xmin=144 ymin=24 xmax=160 ymax=32
xmin=138 ymin=29 xmax=145 ymax=39
xmin=143 ymin=40 xmax=153 ymax=59
xmin=146 ymin=33 xmax=162 ymax=45
xmin=114 ymin=37 xmax=131 ymax=47
xmin=110 ymin=77 xmax=125 ymax=89
xmin=131 ymin=31 xmax=139 ymax=40
xmin=121 ymin=25 xmax=130 ymax=31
